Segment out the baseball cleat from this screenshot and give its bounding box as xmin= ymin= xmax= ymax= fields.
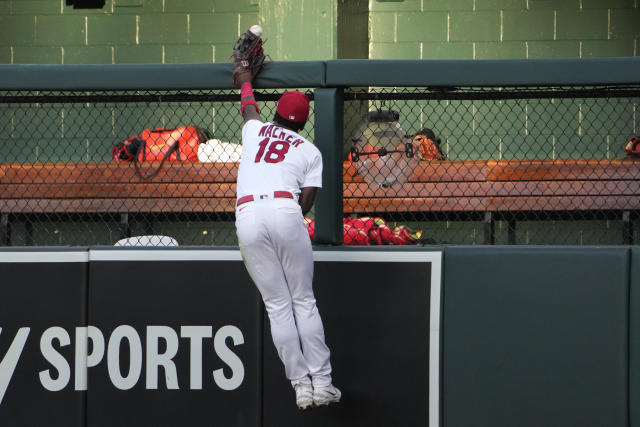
xmin=294 ymin=383 xmax=314 ymax=410
xmin=313 ymin=384 xmax=341 ymax=407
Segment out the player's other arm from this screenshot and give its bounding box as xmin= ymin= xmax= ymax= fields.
xmin=299 ymin=187 xmax=318 ymax=216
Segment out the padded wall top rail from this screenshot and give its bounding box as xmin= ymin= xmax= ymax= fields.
xmin=325 ymin=57 xmax=640 ymax=87
xmin=0 ymin=61 xmax=326 ymax=91
xmin=1 ymin=58 xmax=639 ymax=90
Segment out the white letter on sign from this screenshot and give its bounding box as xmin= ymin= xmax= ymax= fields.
xmin=212 ymin=325 xmax=244 ymax=391
xmin=146 ymin=326 xmax=179 ymax=390
xmin=181 ymin=326 xmax=213 ymax=390
xmin=75 ymin=326 xmax=105 ymax=390
xmin=39 ymin=327 xmax=71 ymax=391
xmin=107 ymin=325 xmax=142 ymax=390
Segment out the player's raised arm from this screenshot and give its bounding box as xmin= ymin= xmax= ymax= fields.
xmin=232 ymin=25 xmax=266 ymax=123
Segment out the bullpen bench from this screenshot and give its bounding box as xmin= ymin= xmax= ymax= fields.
xmin=1 ymin=158 xmax=639 ymax=245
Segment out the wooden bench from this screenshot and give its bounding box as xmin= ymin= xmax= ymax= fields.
xmin=1 ymin=158 xmax=639 ymax=244
xmin=343 ymin=158 xmax=640 ymax=213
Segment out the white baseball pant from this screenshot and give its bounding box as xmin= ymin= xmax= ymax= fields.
xmin=235 ymin=197 xmax=332 ymax=387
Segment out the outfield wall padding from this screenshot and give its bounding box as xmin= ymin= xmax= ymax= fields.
xmin=0 ymin=246 xmax=637 ymax=427
xmin=442 ymin=246 xmax=629 ymax=427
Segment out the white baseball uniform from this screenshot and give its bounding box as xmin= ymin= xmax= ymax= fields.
xmin=235 ymin=119 xmax=333 ymax=388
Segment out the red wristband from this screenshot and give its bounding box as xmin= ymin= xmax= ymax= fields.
xmin=241 ymin=99 xmax=259 ymax=115
xmin=240 ymin=82 xmax=260 ymax=114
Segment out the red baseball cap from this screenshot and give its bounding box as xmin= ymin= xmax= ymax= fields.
xmin=276 ymin=91 xmax=310 ymax=123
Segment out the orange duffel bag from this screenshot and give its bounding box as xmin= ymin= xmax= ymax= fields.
xmin=112 ymin=126 xmax=210 ymax=179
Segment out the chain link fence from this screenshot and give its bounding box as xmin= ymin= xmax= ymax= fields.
xmin=1 ymin=84 xmax=639 ymax=246
xmin=0 ymin=89 xmax=313 ymax=246
xmin=342 ymin=85 xmax=640 ymax=245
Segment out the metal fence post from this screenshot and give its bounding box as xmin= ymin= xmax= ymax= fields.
xmin=313 ymin=88 xmax=344 ymax=245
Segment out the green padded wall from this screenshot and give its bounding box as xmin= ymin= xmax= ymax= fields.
xmin=632 ymin=247 xmax=640 ymax=427
xmin=442 ymin=246 xmax=629 ymax=427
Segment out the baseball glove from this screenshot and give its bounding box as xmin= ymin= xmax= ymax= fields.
xmin=232 ymin=27 xmax=267 ymax=87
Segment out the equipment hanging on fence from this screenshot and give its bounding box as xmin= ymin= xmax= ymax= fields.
xmin=304 ymin=216 xmax=423 ymax=246
xmin=624 ymin=136 xmax=640 ymax=157
xmin=412 ymin=127 xmax=445 ymax=160
xmin=112 ymin=126 xmax=210 ymax=180
xmin=349 ymin=109 xmax=418 ymax=188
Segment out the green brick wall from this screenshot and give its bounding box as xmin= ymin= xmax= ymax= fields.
xmin=1 ymin=0 xmax=637 ymax=63
xmin=369 ymin=0 xmax=640 ymax=60
xmin=0 ymin=0 xmax=261 ymax=64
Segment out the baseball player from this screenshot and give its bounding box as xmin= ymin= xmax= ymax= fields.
xmin=232 ymin=53 xmax=341 ymax=409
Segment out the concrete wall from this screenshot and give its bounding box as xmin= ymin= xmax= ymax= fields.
xmin=369 ymin=0 xmax=640 ymax=60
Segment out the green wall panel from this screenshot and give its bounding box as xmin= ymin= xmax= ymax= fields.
xmin=63 ymin=105 xmax=114 ymax=142
xmin=369 ymin=42 xmax=420 ymax=60
xmin=582 ymin=98 xmax=636 ymax=139
xmin=63 ymin=46 xmax=113 ymax=64
xmin=527 ymin=0 xmax=579 ymax=9
xmin=501 ymin=135 xmax=551 ymax=160
xmin=0 ymin=15 xmax=35 ymax=46
xmin=583 ymin=0 xmax=635 ymax=8
xmin=582 ymin=40 xmax=636 ymax=58
xmin=35 ymin=15 xmax=85 ymax=46
xmin=369 ymin=12 xmax=395 ymax=43
xmin=2 ymin=138 xmax=39 ymax=162
xmin=475 ymin=0 xmax=526 ymax=9
xmin=369 ymin=0 xmax=421 ymax=12
xmin=114 ymin=45 xmax=162 ymax=63
xmin=336 ymin=0 xmax=367 ymax=59
xmin=514 ymin=220 xmax=624 ymax=245
xmin=87 ymin=15 xmax=137 ymax=45
xmin=632 ymin=247 xmax=640 ymax=427
xmin=443 ymin=246 xmax=629 ymax=427
xmin=474 ymin=41 xmax=526 ymax=59
xmin=397 ymin=12 xmax=448 ymax=42
xmin=28 ymin=220 xmax=118 ymax=246
xmin=556 ymin=9 xmax=608 ymax=41
xmin=0 ymin=46 xmax=9 ymax=63
xmin=11 ymin=0 xmax=60 ymax=14
xmin=527 ymin=40 xmax=580 ymax=58
xmin=449 ymin=11 xmax=500 ymax=43
xmin=139 ymin=13 xmax=188 ymax=44
xmin=421 ymin=42 xmax=473 ymax=59
xmin=12 ymin=46 xmax=61 ymax=63
xmin=502 ymin=10 xmax=554 ymax=41
xmin=212 ymin=42 xmax=233 ymax=62
xmin=164 ymin=44 xmax=213 ymax=63
xmin=239 ymin=12 xmax=259 ymax=33
xmin=189 ymin=13 xmax=238 ymax=44
xmin=610 ymin=8 xmax=640 ymax=40
xmin=214 ymin=0 xmax=257 ymax=12
xmin=164 ymin=0 xmax=216 ymax=13
xmin=259 ymin=0 xmax=335 ymax=61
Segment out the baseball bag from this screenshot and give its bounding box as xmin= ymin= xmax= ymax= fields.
xmin=624 ymin=136 xmax=640 ymax=157
xmin=112 ymin=126 xmax=210 ymax=179
xmin=414 ymin=128 xmax=445 ymax=160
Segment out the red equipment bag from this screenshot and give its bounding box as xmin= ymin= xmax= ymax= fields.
xmin=112 ymin=126 xmax=209 ymax=180
xmin=624 ymin=136 xmax=640 ymax=157
xmin=137 ymin=126 xmax=205 ymax=162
